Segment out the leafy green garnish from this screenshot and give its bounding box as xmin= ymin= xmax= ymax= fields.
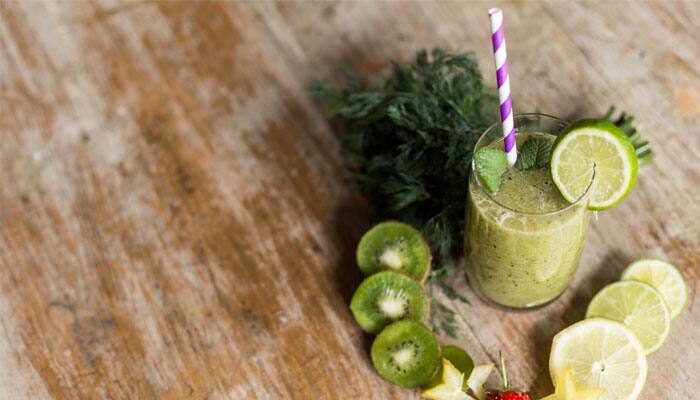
xmin=474 ymin=147 xmax=507 ymax=193
xmin=426 ymin=263 xmax=471 ymax=337
xmin=311 ymin=48 xmax=498 ymax=262
xmin=603 ymin=106 xmax=654 ymax=167
xmin=514 ymin=137 xmax=552 ymax=171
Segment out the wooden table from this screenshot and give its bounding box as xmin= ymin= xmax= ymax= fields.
xmin=2 ymin=1 xmax=699 ymax=399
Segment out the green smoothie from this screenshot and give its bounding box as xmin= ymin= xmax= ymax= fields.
xmin=465 ymin=132 xmax=591 ymax=308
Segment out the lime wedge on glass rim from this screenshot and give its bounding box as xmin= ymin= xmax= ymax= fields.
xmin=586 ymin=280 xmax=670 ymax=354
xmin=621 ymin=258 xmax=688 ymax=320
xmin=550 ymin=119 xmax=638 ymax=210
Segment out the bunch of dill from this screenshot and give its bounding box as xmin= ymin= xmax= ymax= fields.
xmin=311 ymin=48 xmax=497 ymax=262
xmin=311 ymin=48 xmax=498 ymax=335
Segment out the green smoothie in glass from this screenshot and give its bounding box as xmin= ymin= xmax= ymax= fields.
xmin=465 ymin=114 xmax=592 ymax=309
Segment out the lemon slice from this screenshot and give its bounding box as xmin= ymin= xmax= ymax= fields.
xmin=585 ymin=281 xmax=670 ymax=354
xmin=549 ymin=318 xmax=647 ymax=400
xmin=621 ymin=258 xmax=688 ymax=320
xmin=550 ymin=119 xmax=638 ymax=210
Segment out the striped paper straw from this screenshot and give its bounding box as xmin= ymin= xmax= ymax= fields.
xmin=489 ymin=8 xmax=517 ymax=166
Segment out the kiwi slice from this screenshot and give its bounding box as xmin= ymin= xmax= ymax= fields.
xmin=423 ymin=345 xmax=474 ymax=389
xmin=350 ymin=271 xmax=428 ymax=334
xmin=371 ymin=320 xmax=440 ymax=388
xmin=356 ymin=221 xmax=431 ymax=283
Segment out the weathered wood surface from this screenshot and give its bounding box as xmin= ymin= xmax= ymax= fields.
xmin=1 ymin=1 xmax=699 ymax=399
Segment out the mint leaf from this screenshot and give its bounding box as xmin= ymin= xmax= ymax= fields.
xmin=474 ymin=147 xmax=507 ymax=193
xmin=514 ymin=138 xmax=552 ymax=171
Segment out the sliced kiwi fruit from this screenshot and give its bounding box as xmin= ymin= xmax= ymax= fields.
xmin=350 ymin=271 xmax=428 ymax=334
xmin=370 ymin=320 xmax=440 ymax=388
xmin=356 ymin=221 xmax=431 ymax=283
xmin=423 ymin=345 xmax=474 ymax=389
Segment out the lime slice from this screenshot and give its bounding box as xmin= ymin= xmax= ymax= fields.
xmin=621 ymin=258 xmax=688 ymax=320
xmin=549 ymin=318 xmax=647 ymax=400
xmin=550 ymin=119 xmax=638 ymax=210
xmin=585 ymin=281 xmax=670 ymax=354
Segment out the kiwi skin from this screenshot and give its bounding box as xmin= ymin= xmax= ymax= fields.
xmin=423 ymin=345 xmax=474 ymax=390
xmin=370 ymin=320 xmax=441 ymax=388
xmin=350 ymin=271 xmax=428 ymax=334
xmin=356 ymin=221 xmax=432 ymax=284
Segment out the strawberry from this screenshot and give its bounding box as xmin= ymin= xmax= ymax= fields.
xmin=486 ymin=390 xmax=531 ymax=400
xmin=484 ymin=352 xmax=531 ymax=400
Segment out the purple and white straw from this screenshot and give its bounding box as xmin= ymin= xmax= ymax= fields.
xmin=489 ymin=8 xmax=517 ymax=166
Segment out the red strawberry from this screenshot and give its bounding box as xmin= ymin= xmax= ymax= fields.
xmin=503 ymin=391 xmax=530 ymax=400
xmin=486 ymin=390 xmax=530 ymax=400
xmin=484 ymin=352 xmax=531 ymax=400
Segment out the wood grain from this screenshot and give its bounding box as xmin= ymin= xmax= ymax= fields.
xmin=1 ymin=1 xmax=698 ymax=399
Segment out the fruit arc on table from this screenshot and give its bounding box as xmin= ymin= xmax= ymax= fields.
xmin=621 ymin=258 xmax=688 ymax=320
xmin=549 ymin=318 xmax=647 ymax=400
xmin=356 ymin=221 xmax=432 ymax=283
xmin=371 ymin=320 xmax=441 ymax=388
xmin=586 ymin=280 xmax=671 ymax=354
xmin=350 ymin=271 xmax=429 ymax=334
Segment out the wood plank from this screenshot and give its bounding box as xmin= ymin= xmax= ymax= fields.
xmin=1 ymin=1 xmax=698 ymax=399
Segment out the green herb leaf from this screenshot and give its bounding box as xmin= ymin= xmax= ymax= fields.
xmin=427 ymin=262 xmax=469 ymax=336
xmin=474 ymin=147 xmax=507 ymax=193
xmin=514 ymin=137 xmax=552 ymax=171
xmin=437 ymin=280 xmax=470 ymax=305
xmin=430 ymin=297 xmax=459 ymax=338
xmin=602 ymin=106 xmax=654 ymax=167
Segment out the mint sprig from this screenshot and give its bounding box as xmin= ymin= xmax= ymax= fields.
xmin=514 ymin=137 xmax=552 ymax=171
xmin=474 ymin=147 xmax=507 ymax=193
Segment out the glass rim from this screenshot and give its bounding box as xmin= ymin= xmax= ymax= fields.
xmin=470 ymin=113 xmax=595 ymax=216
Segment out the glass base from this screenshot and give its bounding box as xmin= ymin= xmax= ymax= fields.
xmin=464 ymin=269 xmax=567 ymax=312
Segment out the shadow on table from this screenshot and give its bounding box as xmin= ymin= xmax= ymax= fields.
xmin=329 ymin=193 xmax=376 ymax=352
xmin=527 ymin=249 xmax=631 ymax=397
